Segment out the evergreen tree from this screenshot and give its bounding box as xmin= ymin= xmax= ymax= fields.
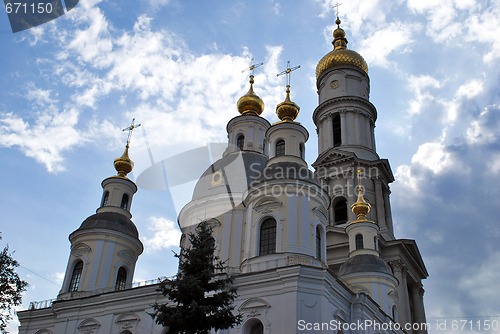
xmin=152 ymin=221 xmax=242 ymax=334
xmin=0 ymin=234 xmax=28 ymax=333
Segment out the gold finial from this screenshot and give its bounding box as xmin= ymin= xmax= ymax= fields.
xmin=351 ymin=168 xmax=372 ymax=222
xmin=114 ymin=119 xmax=139 ymax=178
xmin=237 ymin=59 xmax=265 ymax=116
xmin=276 ymin=61 xmax=301 ymax=122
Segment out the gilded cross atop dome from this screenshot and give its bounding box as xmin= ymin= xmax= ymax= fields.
xmin=237 ymin=59 xmax=265 ymax=116
xmin=351 ymin=168 xmax=372 ymax=222
xmin=114 ymin=118 xmax=140 ymax=178
xmin=276 ymin=61 xmax=301 ymax=122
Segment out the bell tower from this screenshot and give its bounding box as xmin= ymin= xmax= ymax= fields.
xmin=313 ymin=16 xmax=429 ymax=332
xmin=312 ymin=17 xmax=395 ymax=240
xmin=58 ymin=124 xmax=143 ymax=299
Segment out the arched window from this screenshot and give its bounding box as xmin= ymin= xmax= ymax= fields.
xmin=244 ymin=319 xmax=264 ymax=334
xmin=316 ymin=226 xmax=322 ymax=260
xmin=237 ymin=134 xmax=245 ymax=150
xmin=69 ymin=261 xmax=83 ymax=292
xmin=333 ymin=114 xmax=341 ymax=147
xmin=259 ymin=218 xmax=277 ymax=255
xmin=334 ymin=199 xmax=348 ymax=225
xmin=120 ymin=194 xmax=129 ymax=210
xmin=101 ymin=191 xmax=109 ymax=207
xmin=115 ymin=267 xmax=127 ymax=291
xmin=374 ymin=236 xmax=378 ymax=251
xmin=275 ymin=139 xmax=285 ymax=156
xmin=263 ymin=138 xmax=268 ymax=155
xmin=355 ymin=234 xmax=364 ymax=250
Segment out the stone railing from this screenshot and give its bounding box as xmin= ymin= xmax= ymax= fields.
xmin=27 ymin=277 xmax=171 ymax=310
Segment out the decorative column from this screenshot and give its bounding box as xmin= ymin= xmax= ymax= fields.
xmin=365 ymin=116 xmax=372 ymax=149
xmin=340 ymin=111 xmax=347 ymax=145
xmin=354 ymin=110 xmax=361 ymax=145
xmin=390 ymin=260 xmax=412 ymax=331
xmin=384 ymin=188 xmax=394 ymax=234
xmin=412 ymin=284 xmax=427 ymax=333
xmin=325 ymin=115 xmax=334 ymax=148
xmin=373 ymin=177 xmax=387 ymax=231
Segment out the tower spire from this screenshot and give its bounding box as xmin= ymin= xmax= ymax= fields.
xmin=276 ymin=61 xmax=301 ymax=122
xmin=114 ymin=119 xmax=140 ymax=178
xmin=237 ymin=59 xmax=265 ymax=116
xmin=351 ymin=168 xmax=372 ymax=222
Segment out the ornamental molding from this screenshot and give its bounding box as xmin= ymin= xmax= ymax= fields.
xmin=71 ymin=243 xmax=91 ymax=257
xmin=77 ymin=318 xmax=100 ymax=334
xmin=313 ymin=206 xmax=329 ymax=225
xmin=115 ymin=312 xmax=140 ymax=331
xmin=313 ymin=96 xmax=377 ymax=125
xmin=118 ymin=250 xmax=136 ymax=265
xmin=253 ymin=196 xmax=283 ymax=214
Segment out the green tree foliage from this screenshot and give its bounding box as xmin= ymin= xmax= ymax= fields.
xmin=152 ymin=221 xmax=242 ymax=334
xmin=0 ymin=234 xmax=28 ymax=333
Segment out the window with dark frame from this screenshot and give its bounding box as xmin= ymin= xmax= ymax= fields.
xmin=237 ymin=134 xmax=245 ymax=150
xmin=115 ymin=267 xmax=127 ymax=291
xmin=275 ymin=140 xmax=285 ymax=156
xmin=69 ymin=261 xmax=83 ymax=292
xmin=334 ymin=199 xmax=348 ymax=225
xmin=120 ymin=194 xmax=129 ymax=210
xmin=355 ymin=234 xmax=364 ymax=250
xmin=259 ymin=218 xmax=277 ymax=255
xmin=316 ymin=226 xmax=322 ymax=260
xmin=333 ymin=114 xmax=341 ymax=147
xmin=102 ymin=191 xmax=109 ymax=207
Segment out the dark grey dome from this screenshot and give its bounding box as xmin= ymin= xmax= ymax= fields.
xmin=192 ymin=151 xmax=268 ymax=201
xmin=258 ymin=161 xmax=320 ymax=185
xmin=338 ymin=254 xmax=393 ymax=276
xmin=76 ymin=212 xmax=139 ymax=238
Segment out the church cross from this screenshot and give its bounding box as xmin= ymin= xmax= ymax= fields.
xmin=276 ymin=61 xmax=301 ymax=86
xmin=123 ymin=118 xmax=141 ymax=145
xmin=242 ymin=58 xmax=264 ymax=77
xmin=333 ymin=2 xmax=342 ymax=17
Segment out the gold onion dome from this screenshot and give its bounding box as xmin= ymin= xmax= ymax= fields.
xmin=114 ymin=143 xmax=134 ymax=178
xmin=351 ymin=170 xmax=372 ymax=222
xmin=276 ymin=85 xmax=300 ymax=122
xmin=237 ymin=75 xmax=264 ymax=116
xmin=316 ymin=17 xmax=368 ymax=79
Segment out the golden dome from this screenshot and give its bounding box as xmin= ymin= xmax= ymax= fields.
xmin=237 ymin=75 xmax=264 ymax=116
xmin=114 ymin=144 xmax=134 ymax=178
xmin=276 ymin=85 xmax=300 ymax=122
xmin=316 ymin=18 xmax=368 ymax=78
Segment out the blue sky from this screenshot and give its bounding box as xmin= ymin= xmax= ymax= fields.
xmin=1 ymin=0 xmax=499 ymax=332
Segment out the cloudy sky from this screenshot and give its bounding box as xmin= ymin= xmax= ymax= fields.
xmin=1 ymin=0 xmax=499 ymax=332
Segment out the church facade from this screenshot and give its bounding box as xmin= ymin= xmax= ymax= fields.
xmin=18 ymin=18 xmax=428 ymax=334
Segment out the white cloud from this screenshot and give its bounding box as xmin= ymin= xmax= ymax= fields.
xmin=142 ymin=216 xmax=182 ymax=252
xmin=466 ymin=3 xmax=500 ymax=64
xmin=0 ymin=108 xmax=82 ymax=173
xmin=455 ymin=79 xmax=484 ymax=99
xmin=359 ymin=22 xmax=419 ymax=68
xmin=411 ymin=142 xmax=454 ymax=174
xmin=406 ymin=74 xmax=441 ymax=115
xmin=466 ymin=106 xmax=499 ymax=145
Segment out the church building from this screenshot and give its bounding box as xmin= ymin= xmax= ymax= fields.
xmin=17 ymin=16 xmax=428 ymax=334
